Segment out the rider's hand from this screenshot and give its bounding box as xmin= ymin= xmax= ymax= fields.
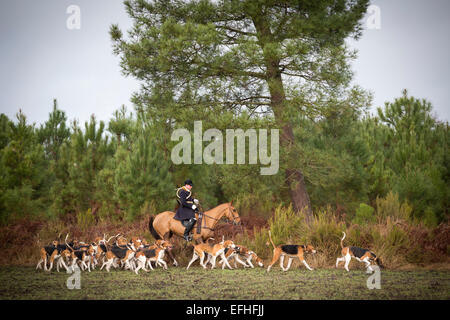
xmin=194 ymin=199 xmax=199 ymax=205
xmin=192 ymin=204 xmax=197 ymax=210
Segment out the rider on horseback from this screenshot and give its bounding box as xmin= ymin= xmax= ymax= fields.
xmin=174 ymin=179 xmax=199 ymax=241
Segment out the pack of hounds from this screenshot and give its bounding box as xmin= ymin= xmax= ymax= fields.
xmin=37 ymin=230 xmax=382 ymax=274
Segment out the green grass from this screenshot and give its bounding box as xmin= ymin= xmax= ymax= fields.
xmin=0 ymin=266 xmax=449 ymax=300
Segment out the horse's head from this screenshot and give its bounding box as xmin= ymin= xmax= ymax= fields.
xmin=226 ymin=201 xmax=241 ymax=225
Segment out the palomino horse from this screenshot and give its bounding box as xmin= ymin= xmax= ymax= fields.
xmin=148 ymin=202 xmax=241 ymax=266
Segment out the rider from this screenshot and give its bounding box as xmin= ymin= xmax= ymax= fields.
xmin=174 ymin=179 xmax=199 ymax=241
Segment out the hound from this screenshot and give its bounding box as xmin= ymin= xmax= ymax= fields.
xmin=130 ymin=237 xmax=144 ymax=250
xmin=216 ymin=247 xmax=241 ymax=269
xmin=94 ymin=234 xmax=119 ymax=268
xmin=231 ymin=245 xmax=264 ymax=269
xmin=134 ymin=240 xmax=172 ymax=274
xmin=336 ymin=232 xmax=382 ymax=272
xmin=146 ymin=240 xmax=172 ymax=269
xmin=56 ymin=249 xmax=73 ymax=272
xmin=36 ymin=234 xmax=74 ymax=272
xmin=65 ymin=238 xmax=97 ymax=272
xmin=187 ymin=237 xmax=236 ymax=270
xmin=69 ymin=249 xmax=90 ymax=272
xmin=101 ymin=242 xmax=137 ymax=272
xmin=266 ymin=230 xmax=316 ymax=272
xmin=36 ymin=239 xmax=59 ymax=271
xmin=143 ymin=240 xmax=171 ymax=268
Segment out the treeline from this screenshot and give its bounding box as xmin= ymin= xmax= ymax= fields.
xmin=0 ymin=89 xmax=448 ymax=227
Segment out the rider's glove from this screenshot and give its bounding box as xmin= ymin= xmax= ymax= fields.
xmin=192 ymin=205 xmax=197 ymax=210
xmin=194 ymin=199 xmax=199 ymax=205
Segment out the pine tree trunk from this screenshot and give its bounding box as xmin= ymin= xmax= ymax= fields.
xmin=251 ymin=13 xmax=313 ymax=222
xmin=280 ymin=122 xmax=313 ymax=223
xmin=269 ymin=73 xmax=313 ymax=222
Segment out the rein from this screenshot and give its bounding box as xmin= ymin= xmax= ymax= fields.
xmin=196 ymin=212 xmax=217 ymax=232
xmin=196 ymin=206 xmax=238 ymax=232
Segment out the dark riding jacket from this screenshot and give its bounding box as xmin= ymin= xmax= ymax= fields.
xmin=174 ymin=187 xmax=196 ymax=221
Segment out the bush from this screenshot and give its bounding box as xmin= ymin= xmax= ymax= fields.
xmin=376 ymin=191 xmax=412 ymax=222
xmin=423 ymin=207 xmax=439 ymax=228
xmin=268 ymin=205 xmax=304 ymax=244
xmin=352 ymin=203 xmax=375 ymax=225
xmin=306 ymin=208 xmax=346 ymax=266
xmin=76 ymin=208 xmax=96 ymax=231
xmin=370 ymin=217 xmax=409 ymax=268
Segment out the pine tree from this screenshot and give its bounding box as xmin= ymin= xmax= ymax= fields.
xmin=50 ymin=115 xmax=112 ymax=217
xmin=0 ymin=111 xmax=46 ymax=223
xmin=37 ymin=99 xmax=70 ymax=161
xmin=114 ymin=131 xmax=173 ymax=221
xmin=110 ymin=0 xmax=370 ymax=220
xmin=371 ymin=90 xmax=449 ymax=222
xmin=108 ymin=105 xmax=133 ymax=147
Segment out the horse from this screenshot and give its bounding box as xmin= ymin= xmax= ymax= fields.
xmin=148 ymin=202 xmax=241 ymax=266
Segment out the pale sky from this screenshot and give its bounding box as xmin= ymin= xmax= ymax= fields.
xmin=0 ymin=0 xmax=449 ymax=127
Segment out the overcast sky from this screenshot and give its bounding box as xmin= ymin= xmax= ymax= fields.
xmin=0 ymin=0 xmax=449 ymax=127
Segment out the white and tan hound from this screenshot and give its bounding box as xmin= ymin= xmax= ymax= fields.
xmin=187 ymin=238 xmax=236 ymax=269
xmin=266 ymin=231 xmax=316 ymax=272
xmin=336 ymin=232 xmax=382 ymax=272
xmin=218 ymin=245 xmax=264 ymax=269
xmin=134 ymin=240 xmax=173 ymax=274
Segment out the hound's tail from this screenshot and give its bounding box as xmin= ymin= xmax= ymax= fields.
xmin=340 ymin=232 xmax=346 ymax=249
xmin=65 ymin=233 xmax=75 ymax=251
xmin=268 ymin=230 xmax=276 ymax=250
xmin=148 ymin=216 xmax=162 ymax=240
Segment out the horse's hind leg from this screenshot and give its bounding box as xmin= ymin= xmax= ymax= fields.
xmin=163 ymin=232 xmax=178 ymax=266
xmin=167 ymin=248 xmax=178 ymax=266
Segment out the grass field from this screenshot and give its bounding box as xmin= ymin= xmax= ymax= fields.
xmin=0 ymin=266 xmax=449 ymax=300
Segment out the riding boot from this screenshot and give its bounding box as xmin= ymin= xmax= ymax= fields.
xmin=183 ymin=218 xmax=196 ymax=241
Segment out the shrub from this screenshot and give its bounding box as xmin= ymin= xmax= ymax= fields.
xmin=423 ymin=207 xmax=439 ymax=228
xmin=370 ymin=217 xmax=409 ymax=268
xmin=376 ymin=191 xmax=412 ymax=222
xmin=306 ymin=208 xmax=346 ymax=266
xmin=268 ymin=205 xmax=304 ymax=245
xmin=251 ymin=227 xmax=271 ymax=259
xmin=76 ymin=208 xmax=96 ymax=231
xmin=352 ymin=203 xmax=376 ymax=225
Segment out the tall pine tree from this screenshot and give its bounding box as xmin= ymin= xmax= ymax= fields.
xmin=110 ymin=0 xmax=370 ymax=221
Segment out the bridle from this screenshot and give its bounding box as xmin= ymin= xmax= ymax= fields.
xmin=197 ymin=204 xmax=240 ymax=232
xmin=226 ymin=204 xmax=240 ymax=225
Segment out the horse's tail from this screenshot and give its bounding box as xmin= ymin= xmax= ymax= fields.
xmin=268 ymin=230 xmax=276 ymax=250
xmin=340 ymin=232 xmax=346 ymax=249
xmin=148 ymin=216 xmax=161 ymax=240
